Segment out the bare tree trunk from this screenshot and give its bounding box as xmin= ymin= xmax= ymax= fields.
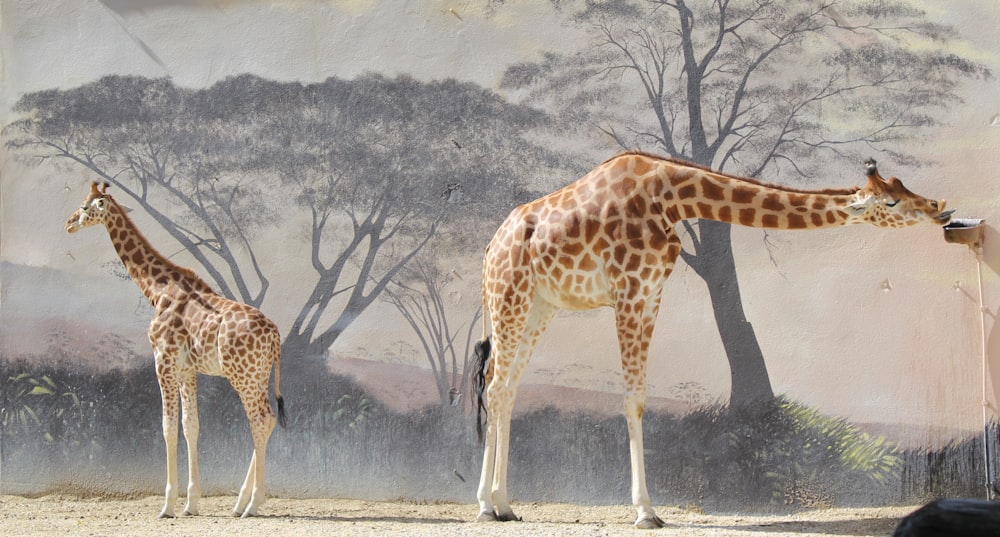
xmin=683 ymin=220 xmax=775 ymax=407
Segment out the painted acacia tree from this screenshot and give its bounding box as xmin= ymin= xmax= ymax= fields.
xmin=384 ymin=253 xmax=484 ymax=409
xmin=499 ymin=0 xmax=988 ymax=407
xmin=6 ymin=74 xmax=559 ymax=361
xmin=8 ymin=76 xmax=274 ymax=306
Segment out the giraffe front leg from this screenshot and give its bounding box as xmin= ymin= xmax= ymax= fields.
xmin=159 ymin=392 xmax=177 ymax=518
xmin=617 ymin=297 xmax=666 ymax=529
xmin=179 ymin=378 xmax=201 ymax=516
xmin=624 ymin=390 xmax=664 ymax=529
xmin=151 ymin=345 xmax=186 ymax=519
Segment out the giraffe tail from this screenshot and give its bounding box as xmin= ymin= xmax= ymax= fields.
xmin=274 ymin=347 xmax=287 ymax=429
xmin=473 ymin=336 xmax=492 ymax=444
xmin=276 ymin=394 xmax=287 ymax=429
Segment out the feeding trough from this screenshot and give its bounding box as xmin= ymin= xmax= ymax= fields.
xmin=944 ymin=218 xmax=985 ymax=254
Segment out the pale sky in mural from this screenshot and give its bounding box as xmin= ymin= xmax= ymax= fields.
xmin=1 ymin=0 xmax=580 ymax=114
xmin=3 ymin=1 xmax=996 ymax=138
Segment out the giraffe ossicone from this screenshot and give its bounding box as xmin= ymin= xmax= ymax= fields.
xmin=66 ymin=182 xmax=287 ymax=519
xmin=473 ymin=152 xmax=952 ymax=528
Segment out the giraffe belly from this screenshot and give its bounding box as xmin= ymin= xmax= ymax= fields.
xmin=534 ymin=270 xmax=613 ymax=311
xmin=172 ymin=342 xmax=225 ymax=377
xmin=180 ymin=329 xmax=225 ymax=377
xmin=193 ymin=354 xmax=226 ymax=377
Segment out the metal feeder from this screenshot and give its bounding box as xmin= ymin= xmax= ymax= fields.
xmin=944 ymin=218 xmax=985 ymax=254
xmin=944 ymin=218 xmax=995 ymax=498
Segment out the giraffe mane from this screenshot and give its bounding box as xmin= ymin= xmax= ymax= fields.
xmin=609 ymin=151 xmax=861 ymax=196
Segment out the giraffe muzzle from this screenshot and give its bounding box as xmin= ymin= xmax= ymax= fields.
xmin=935 ymin=201 xmax=954 ymax=224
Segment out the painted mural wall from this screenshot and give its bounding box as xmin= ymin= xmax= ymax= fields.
xmin=2 ymin=0 xmax=999 ymax=510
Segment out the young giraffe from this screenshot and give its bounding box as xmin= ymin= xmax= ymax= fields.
xmin=65 ymin=182 xmax=286 ymax=519
xmin=473 ymin=151 xmax=953 ymax=528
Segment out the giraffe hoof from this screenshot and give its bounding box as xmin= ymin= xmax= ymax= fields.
xmin=635 ymin=514 xmax=666 ymax=529
xmin=495 ymin=511 xmax=522 ymax=522
xmin=157 ymin=511 xmax=176 ymax=519
xmin=181 ymin=509 xmax=198 ymax=517
xmin=476 ymin=510 xmax=521 ymax=522
xmin=476 ymin=511 xmax=499 ymax=522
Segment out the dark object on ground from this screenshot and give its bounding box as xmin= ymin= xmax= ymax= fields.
xmin=894 ymin=498 xmax=1000 ymax=537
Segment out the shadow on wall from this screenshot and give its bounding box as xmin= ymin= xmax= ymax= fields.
xmin=0 ymin=356 xmax=995 ymax=509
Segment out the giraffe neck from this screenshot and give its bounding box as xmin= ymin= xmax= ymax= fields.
xmin=658 ymin=161 xmax=860 ymax=230
xmin=102 ymin=198 xmax=213 ymax=305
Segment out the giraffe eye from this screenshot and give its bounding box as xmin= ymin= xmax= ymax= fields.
xmin=885 ymin=199 xmax=899 ymax=207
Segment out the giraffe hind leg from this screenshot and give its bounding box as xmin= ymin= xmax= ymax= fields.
xmin=233 ymin=451 xmax=257 ymax=517
xmin=477 ymin=300 xmax=557 ymax=523
xmin=239 ymin=427 xmax=276 ymax=518
xmin=474 ymin=337 xmax=521 ymax=522
xmin=233 ymin=388 xmax=277 ymax=518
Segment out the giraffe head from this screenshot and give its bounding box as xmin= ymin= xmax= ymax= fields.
xmin=845 ymin=160 xmax=953 ymax=227
xmin=66 ymin=182 xmax=115 ymax=233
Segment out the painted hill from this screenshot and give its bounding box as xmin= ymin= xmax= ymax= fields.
xmin=328 ymin=355 xmax=694 ymax=416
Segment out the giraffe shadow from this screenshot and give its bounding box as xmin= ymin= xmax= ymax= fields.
xmin=694 ymin=516 xmax=899 ymax=536
xmin=249 ymin=513 xmax=466 ymax=525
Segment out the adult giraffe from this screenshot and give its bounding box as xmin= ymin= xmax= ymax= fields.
xmin=65 ymin=182 xmax=286 ymax=518
xmin=473 ymin=152 xmax=953 ymax=528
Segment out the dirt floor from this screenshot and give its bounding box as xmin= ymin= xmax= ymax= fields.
xmin=0 ymin=494 xmax=917 ymax=537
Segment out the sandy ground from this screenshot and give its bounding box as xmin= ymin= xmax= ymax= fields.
xmin=0 ymin=494 xmax=916 ymax=537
